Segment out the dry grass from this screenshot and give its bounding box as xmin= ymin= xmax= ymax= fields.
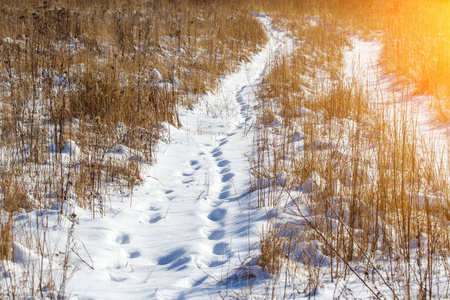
xmin=0 ymin=213 xmax=13 ymax=260
xmin=3 ymin=0 xmax=450 ymax=298
xmin=250 ymin=2 xmax=450 ymax=298
xmin=367 ymin=0 xmax=450 ymax=121
xmin=0 ymin=0 xmax=267 ymax=211
xmin=0 ymin=0 xmax=267 ymax=297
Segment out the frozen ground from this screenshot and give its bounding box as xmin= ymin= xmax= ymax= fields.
xmin=6 ymin=14 xmax=450 ymax=300
xmin=66 ymin=15 xmax=293 ymax=299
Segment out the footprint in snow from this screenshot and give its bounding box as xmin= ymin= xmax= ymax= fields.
xmin=189 ymin=160 xmax=201 ymax=171
xmin=207 ymin=208 xmax=227 ymax=222
xmin=158 ymin=248 xmax=186 ymax=265
xmin=213 ymin=151 xmax=223 ymax=158
xmin=109 ymin=274 xmax=127 ymax=282
xmin=217 ymin=160 xmax=229 ymax=168
xmin=219 ymin=190 xmax=231 ymax=199
xmin=167 ymin=256 xmax=191 ymax=271
xmin=208 ymin=229 xmax=225 ymax=240
xmin=221 ymin=173 xmax=234 ymax=183
xmin=213 ymin=242 xmax=230 ymax=255
xmin=129 ymin=251 xmax=141 ymax=259
xmin=116 ymin=234 xmax=130 ymax=245
xmin=149 ymin=215 xmax=162 ymax=224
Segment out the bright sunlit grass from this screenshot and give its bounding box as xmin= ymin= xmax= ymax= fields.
xmin=381 ymin=0 xmax=450 ymax=119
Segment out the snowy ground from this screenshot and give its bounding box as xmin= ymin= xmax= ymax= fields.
xmin=65 ymin=15 xmax=293 ymax=299
xmin=68 ymin=23 xmax=450 ymax=300
xmin=345 ymin=37 xmax=450 ymax=164
xmin=301 ymin=35 xmax=450 ymax=299
xmin=6 ymin=14 xmax=450 ymax=300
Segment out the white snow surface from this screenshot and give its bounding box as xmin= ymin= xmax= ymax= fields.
xmin=11 ymin=17 xmax=449 ymax=300
xmin=67 ymin=15 xmax=292 ymax=299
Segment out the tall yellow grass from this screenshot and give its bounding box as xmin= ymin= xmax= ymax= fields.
xmin=0 ymin=1 xmax=267 ymax=297
xmin=250 ymin=1 xmax=450 ymax=298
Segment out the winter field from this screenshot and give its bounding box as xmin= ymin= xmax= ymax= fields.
xmin=2 ymin=0 xmax=450 ymax=299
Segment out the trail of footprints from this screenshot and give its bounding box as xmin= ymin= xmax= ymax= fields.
xmin=115 ymin=233 xmax=142 ymax=260
xmin=95 ymin=17 xmax=287 ymax=295
xmin=107 ymin=140 xmax=238 ymax=285
xmin=107 ymin=53 xmax=265 ymax=290
xmin=205 ymin=140 xmax=235 ymax=268
xmin=109 ymin=232 xmax=141 ymax=282
xmin=143 ymin=67 xmax=256 ymax=286
xmin=141 ymin=136 xmax=237 ymax=280
xmin=110 ymin=24 xmax=276 ymax=287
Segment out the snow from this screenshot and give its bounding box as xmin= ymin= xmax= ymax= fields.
xmin=2 ymin=37 xmax=14 ymax=44
xmin=287 ymin=34 xmax=450 ymax=300
xmin=64 ymin=15 xmax=293 ymax=299
xmin=3 ymin=12 xmax=448 ymax=299
xmin=345 ymin=36 xmax=450 ymax=167
xmin=152 ymin=68 xmax=163 ymax=81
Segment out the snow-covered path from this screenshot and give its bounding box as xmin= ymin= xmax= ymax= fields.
xmin=67 ymin=15 xmax=292 ymax=299
xmin=345 ymin=37 xmax=450 ymax=163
